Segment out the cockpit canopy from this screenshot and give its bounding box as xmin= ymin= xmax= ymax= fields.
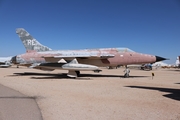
xmin=116 ymin=48 xmax=135 ymax=53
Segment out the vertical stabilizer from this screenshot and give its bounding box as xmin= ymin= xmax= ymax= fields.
xmin=16 ymin=28 xmax=52 ymax=52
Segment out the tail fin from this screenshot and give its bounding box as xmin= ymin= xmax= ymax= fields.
xmin=16 ymin=28 xmax=52 ymax=52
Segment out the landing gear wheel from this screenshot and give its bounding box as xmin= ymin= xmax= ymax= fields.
xmin=75 ymin=71 xmax=80 ymax=77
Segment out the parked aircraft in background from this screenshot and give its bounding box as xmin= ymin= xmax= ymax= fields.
xmin=151 ymin=56 xmax=180 ymax=69
xmin=11 ymin=28 xmax=167 ymax=77
xmin=176 ymin=56 xmax=180 ymax=68
xmin=0 ymin=56 xmax=12 ymax=68
xmin=152 ymin=61 xmax=170 ymax=69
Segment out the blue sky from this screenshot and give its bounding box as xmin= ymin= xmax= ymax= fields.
xmin=0 ymin=0 xmax=180 ymax=64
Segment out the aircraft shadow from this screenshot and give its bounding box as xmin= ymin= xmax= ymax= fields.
xmin=79 ymin=74 xmax=149 ymax=78
xmin=126 ymin=86 xmax=180 ymax=101
xmin=13 ymin=72 xmax=70 ymax=79
xmin=12 ymin=72 xmax=150 ymax=79
xmin=165 ymin=69 xmax=180 ymax=72
xmin=0 ymin=96 xmax=35 ymax=99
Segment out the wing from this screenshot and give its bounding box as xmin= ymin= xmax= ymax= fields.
xmin=42 ymin=54 xmax=115 ymax=63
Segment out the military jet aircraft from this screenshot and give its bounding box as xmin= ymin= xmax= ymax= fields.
xmin=0 ymin=56 xmax=12 ymax=68
xmin=12 ymin=28 xmax=167 ymax=77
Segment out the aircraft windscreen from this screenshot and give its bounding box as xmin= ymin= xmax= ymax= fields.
xmin=117 ymin=48 xmax=135 ymax=52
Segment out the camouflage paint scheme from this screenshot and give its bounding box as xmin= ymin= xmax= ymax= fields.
xmin=12 ymin=28 xmax=167 ymax=77
xmin=15 ymin=48 xmax=157 ymax=67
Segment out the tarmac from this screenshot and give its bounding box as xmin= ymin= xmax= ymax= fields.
xmin=0 ymin=83 xmax=42 ymax=120
xmin=0 ymin=66 xmax=180 ymax=120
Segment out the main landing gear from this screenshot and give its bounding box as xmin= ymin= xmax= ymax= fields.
xmin=67 ymin=70 xmax=80 ymax=78
xmin=124 ymin=65 xmax=130 ymax=78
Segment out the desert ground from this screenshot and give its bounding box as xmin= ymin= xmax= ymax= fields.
xmin=0 ymin=66 xmax=180 ymax=120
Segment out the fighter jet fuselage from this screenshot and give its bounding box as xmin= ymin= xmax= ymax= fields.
xmin=12 ymin=48 xmax=164 ymax=67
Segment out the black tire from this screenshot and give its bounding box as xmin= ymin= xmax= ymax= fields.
xmin=75 ymin=71 xmax=80 ymax=77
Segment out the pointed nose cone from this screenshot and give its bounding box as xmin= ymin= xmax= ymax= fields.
xmin=155 ymin=56 xmax=168 ymax=62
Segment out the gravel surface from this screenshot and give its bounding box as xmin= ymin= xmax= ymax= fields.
xmin=0 ymin=66 xmax=180 ymax=120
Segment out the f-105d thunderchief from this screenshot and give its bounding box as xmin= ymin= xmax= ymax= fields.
xmin=12 ymin=28 xmax=167 ymax=78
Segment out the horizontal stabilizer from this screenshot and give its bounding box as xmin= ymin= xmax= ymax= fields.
xmin=0 ymin=65 xmax=11 ymax=68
